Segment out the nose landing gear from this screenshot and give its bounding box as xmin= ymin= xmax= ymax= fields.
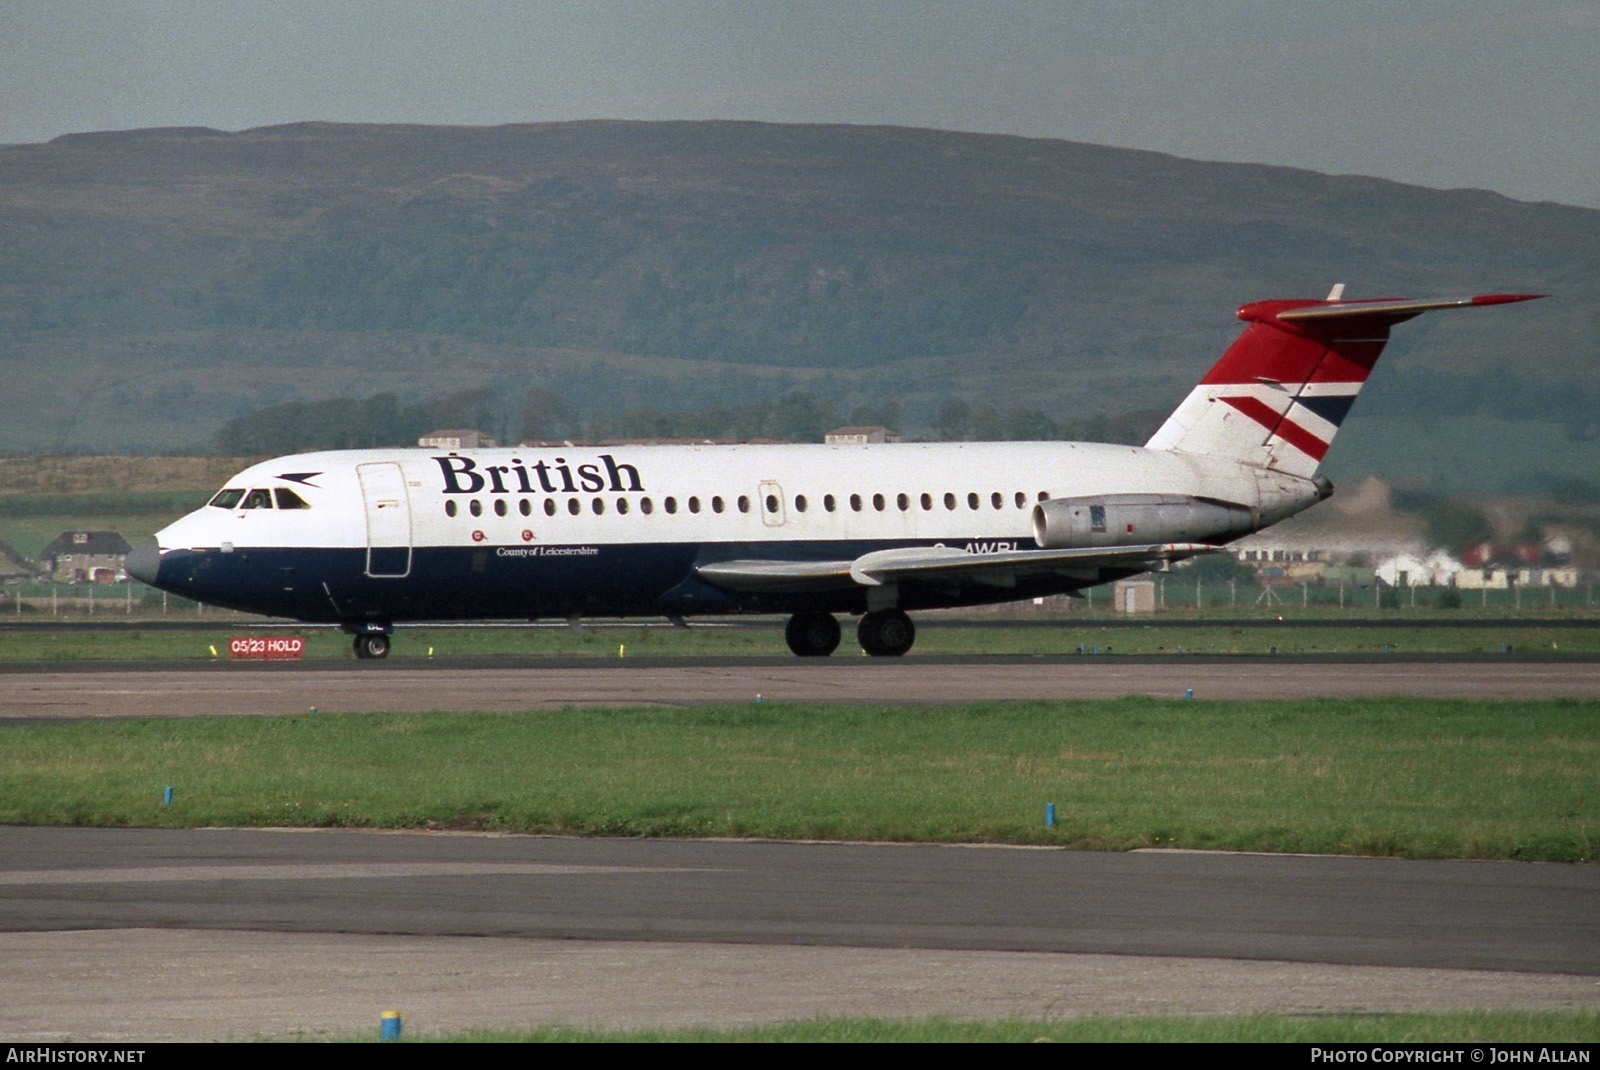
xmin=353 ymin=633 xmax=390 ymax=659
xmin=347 ymin=623 xmax=394 ymax=660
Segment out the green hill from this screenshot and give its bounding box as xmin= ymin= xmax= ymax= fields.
xmin=1 ymin=121 xmax=1595 ymax=491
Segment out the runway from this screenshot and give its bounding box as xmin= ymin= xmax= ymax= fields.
xmin=4 ymin=657 xmax=1598 ymax=1040
xmin=3 ymin=827 xmax=1597 ymax=1041
xmin=5 ymin=655 xmax=1600 ymax=721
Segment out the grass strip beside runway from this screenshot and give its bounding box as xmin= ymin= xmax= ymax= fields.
xmin=1 ymin=698 xmax=1595 ymax=861
xmin=378 ymin=1011 xmax=1600 ymax=1043
xmin=3 ymin=621 xmax=1600 ymax=660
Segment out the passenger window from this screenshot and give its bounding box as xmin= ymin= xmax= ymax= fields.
xmin=824 ymin=494 xmax=836 ymax=512
xmin=640 ymin=497 xmax=653 ymax=515
xmin=519 ymin=499 xmax=532 ymax=516
xmin=712 ymin=496 xmax=725 ymax=514
xmin=689 ymin=497 xmax=701 ymax=514
xmin=274 ymin=488 xmax=310 ymax=509
xmin=1039 ymin=491 xmax=1050 ymax=502
xmin=850 ymin=494 xmax=862 ymax=512
xmin=592 ymin=498 xmax=605 ymax=515
xmin=920 ymin=493 xmax=932 ymax=511
xmin=665 ymin=497 xmax=678 ymax=514
xmin=445 ymin=500 xmax=458 ymax=518
xmin=567 ymin=499 xmax=581 ymax=516
xmin=738 ymin=496 xmax=751 ymax=514
xmin=991 ymin=492 xmax=1003 ymax=509
xmin=241 ymin=489 xmax=273 ymax=509
xmin=544 ymin=499 xmax=557 ymax=517
xmin=967 ymin=492 xmax=980 ymax=510
xmin=209 ymin=489 xmax=245 ymax=509
xmin=470 ymin=499 xmax=482 ymax=517
xmin=494 ymin=499 xmax=508 ymax=517
xmin=794 ymin=495 xmax=807 ymax=513
xmin=616 ymin=498 xmax=629 ymax=515
xmin=1015 ymin=492 xmax=1026 ymax=508
xmin=896 ymin=493 xmax=909 ymax=511
xmin=944 ymin=492 xmax=956 ymax=511
xmin=873 ymin=493 xmax=885 ymax=511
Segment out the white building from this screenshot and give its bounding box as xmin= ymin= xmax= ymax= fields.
xmin=824 ymin=426 xmax=900 ymax=445
xmin=419 ymin=429 xmax=496 ymax=449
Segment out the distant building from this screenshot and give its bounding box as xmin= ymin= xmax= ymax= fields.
xmin=1112 ymin=579 xmax=1156 ymax=613
xmin=1454 ymin=568 xmax=1511 ymax=591
xmin=1375 ymin=550 xmax=1463 ymax=588
xmin=419 ymin=429 xmax=496 ymax=449
xmin=40 ymin=530 xmax=132 ymax=584
xmin=825 ymin=426 xmax=900 ymax=445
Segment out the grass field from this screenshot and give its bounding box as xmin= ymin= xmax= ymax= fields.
xmin=1 ymin=618 xmax=1598 ymax=661
xmin=360 ymin=1012 xmax=1600 ymax=1043
xmin=3 ymin=698 xmax=1594 ymax=861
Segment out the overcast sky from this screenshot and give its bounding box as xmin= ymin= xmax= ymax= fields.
xmin=4 ymin=1 xmax=1596 ymax=208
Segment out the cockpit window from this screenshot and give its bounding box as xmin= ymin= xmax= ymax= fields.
xmin=274 ymin=488 xmax=311 ymax=510
xmin=241 ymin=489 xmax=273 ymax=509
xmin=209 ymin=489 xmax=245 ymax=509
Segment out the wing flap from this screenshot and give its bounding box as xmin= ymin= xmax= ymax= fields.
xmin=694 ymin=558 xmax=855 ymax=593
xmin=696 ymin=543 xmax=1219 ymax=595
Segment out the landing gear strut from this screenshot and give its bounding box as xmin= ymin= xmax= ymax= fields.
xmin=857 ymin=609 xmax=915 ymax=657
xmin=785 ymin=611 xmax=841 ymax=657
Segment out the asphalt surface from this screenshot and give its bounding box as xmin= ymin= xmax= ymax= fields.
xmin=3 ymin=827 xmax=1598 ymax=1040
xmin=3 ymin=656 xmax=1599 ymax=1040
xmin=5 ymin=657 xmax=1600 ymax=722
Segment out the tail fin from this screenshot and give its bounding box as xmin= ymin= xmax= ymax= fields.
xmin=1145 ymin=291 xmax=1542 ymax=479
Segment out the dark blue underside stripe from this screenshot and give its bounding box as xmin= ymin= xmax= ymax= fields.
xmin=151 ymin=537 xmax=1116 ymax=624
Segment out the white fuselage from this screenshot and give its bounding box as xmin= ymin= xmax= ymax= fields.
xmin=133 ymin=440 xmax=1319 ymax=627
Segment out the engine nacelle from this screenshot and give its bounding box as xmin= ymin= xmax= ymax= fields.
xmin=1031 ymin=494 xmax=1256 ymax=549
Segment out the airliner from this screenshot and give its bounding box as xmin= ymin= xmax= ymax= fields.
xmin=125 ymin=289 xmax=1540 ymax=659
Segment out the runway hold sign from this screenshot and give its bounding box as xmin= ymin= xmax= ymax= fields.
xmin=228 ymin=635 xmax=305 ymax=661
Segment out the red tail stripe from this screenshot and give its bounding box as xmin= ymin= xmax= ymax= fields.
xmin=1307 ymin=342 xmax=1384 ymax=381
xmin=1202 ymin=326 xmax=1384 ymax=387
xmin=1220 ymin=396 xmax=1330 ymax=461
xmin=1200 ymin=325 xmax=1328 ymax=386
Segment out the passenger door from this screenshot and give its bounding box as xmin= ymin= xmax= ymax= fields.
xmin=357 ymin=462 xmax=412 ymax=578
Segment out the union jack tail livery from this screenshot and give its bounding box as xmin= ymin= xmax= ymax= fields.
xmin=1145 ymin=289 xmax=1543 ymax=479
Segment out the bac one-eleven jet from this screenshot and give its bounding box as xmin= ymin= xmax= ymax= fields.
xmin=126 ymin=289 xmax=1540 ymax=659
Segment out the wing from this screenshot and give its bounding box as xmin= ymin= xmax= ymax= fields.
xmin=695 ymin=542 xmax=1219 ymax=595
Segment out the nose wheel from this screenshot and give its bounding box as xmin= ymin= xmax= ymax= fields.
xmin=353 ymin=633 xmax=391 ymax=659
xmin=857 ymin=609 xmax=915 ymax=657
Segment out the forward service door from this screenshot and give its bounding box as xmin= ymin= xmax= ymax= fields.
xmin=357 ymin=462 xmax=413 ymax=578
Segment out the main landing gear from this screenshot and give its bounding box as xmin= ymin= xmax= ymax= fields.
xmin=785 ymin=610 xmax=842 ymax=657
xmin=782 ymin=609 xmax=915 ymax=657
xmin=857 ymin=608 xmax=915 ymax=657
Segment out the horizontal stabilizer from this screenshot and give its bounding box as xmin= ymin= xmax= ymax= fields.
xmin=1272 ymin=293 xmax=1543 ymax=325
xmin=1146 ymin=290 xmax=1543 ymax=479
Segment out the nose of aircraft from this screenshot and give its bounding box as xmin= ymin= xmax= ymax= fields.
xmin=125 ymin=537 xmax=162 ymax=586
